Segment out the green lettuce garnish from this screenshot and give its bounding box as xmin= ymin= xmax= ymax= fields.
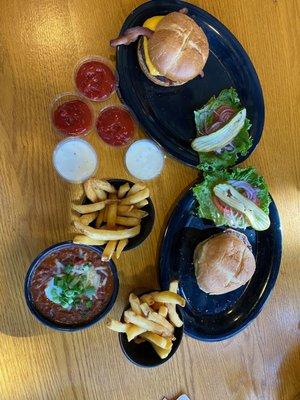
xmin=193 ymin=167 xmax=271 ymax=229
xmin=193 ymin=88 xmax=252 ymax=171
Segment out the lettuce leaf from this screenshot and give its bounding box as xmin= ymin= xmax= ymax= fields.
xmin=193 ymin=88 xmax=252 ymax=171
xmin=193 ymin=167 xmax=271 ymax=229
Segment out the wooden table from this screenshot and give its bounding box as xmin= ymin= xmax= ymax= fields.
xmin=0 ymin=1 xmax=299 ymax=399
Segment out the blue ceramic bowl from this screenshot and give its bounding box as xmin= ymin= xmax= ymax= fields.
xmin=24 ymin=241 xmax=119 ymax=331
xmin=118 ymin=291 xmax=183 ymax=368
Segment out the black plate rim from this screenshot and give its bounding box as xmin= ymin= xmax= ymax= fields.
xmin=159 ymin=182 xmax=282 ymax=341
xmin=116 ymin=0 xmax=265 ymax=167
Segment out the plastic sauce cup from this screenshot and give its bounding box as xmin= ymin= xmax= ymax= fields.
xmin=125 ymin=139 xmax=165 ymax=180
xmin=53 ymin=138 xmax=98 ymax=183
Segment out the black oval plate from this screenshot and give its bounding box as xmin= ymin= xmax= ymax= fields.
xmin=116 ymin=0 xmax=264 ymax=167
xmin=159 ymin=184 xmax=282 ymax=341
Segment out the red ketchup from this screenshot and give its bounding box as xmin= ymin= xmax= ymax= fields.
xmin=52 ymin=100 xmax=93 ymax=136
xmin=75 ymin=60 xmax=116 ymax=101
xmin=96 ymin=106 xmax=135 ymax=146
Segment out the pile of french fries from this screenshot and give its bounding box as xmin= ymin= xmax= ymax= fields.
xmin=72 ymin=178 xmax=150 ymax=261
xmin=107 ymin=281 xmax=185 ymax=359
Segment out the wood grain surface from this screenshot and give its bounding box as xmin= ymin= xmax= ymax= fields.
xmin=0 ymin=1 xmax=299 ymax=399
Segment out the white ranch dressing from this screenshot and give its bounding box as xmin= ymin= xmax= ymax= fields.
xmin=125 ymin=139 xmax=165 ymax=180
xmin=53 ymin=138 xmax=98 ymax=183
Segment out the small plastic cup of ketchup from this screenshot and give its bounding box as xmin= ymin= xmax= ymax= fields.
xmin=96 ymin=105 xmax=137 ymax=147
xmin=51 ymin=93 xmax=94 ymax=137
xmin=74 ymin=56 xmax=118 ymax=102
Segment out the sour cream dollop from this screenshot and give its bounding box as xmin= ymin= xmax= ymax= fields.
xmin=125 ymin=139 xmax=165 ymax=180
xmin=53 ymin=138 xmax=98 ymax=183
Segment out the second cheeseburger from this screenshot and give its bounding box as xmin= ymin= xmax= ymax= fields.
xmin=111 ymin=10 xmax=209 ymax=87
xmin=194 ymin=229 xmax=256 ymax=295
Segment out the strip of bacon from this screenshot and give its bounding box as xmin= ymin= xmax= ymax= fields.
xmin=110 ymin=27 xmax=153 ymax=47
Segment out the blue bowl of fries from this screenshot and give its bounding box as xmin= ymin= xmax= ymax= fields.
xmin=107 ymin=283 xmax=184 ymax=368
xmin=72 ymin=178 xmax=155 ymax=259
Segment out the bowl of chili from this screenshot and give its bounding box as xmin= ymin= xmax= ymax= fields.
xmin=24 ymin=241 xmax=119 ymax=331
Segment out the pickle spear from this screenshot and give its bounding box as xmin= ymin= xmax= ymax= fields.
xmin=192 ymin=108 xmax=246 ymax=152
xmin=213 ymin=183 xmax=270 ymax=231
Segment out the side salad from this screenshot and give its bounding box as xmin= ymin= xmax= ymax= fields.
xmin=193 ymin=167 xmax=271 ymax=231
xmin=191 ymin=88 xmax=252 ymax=171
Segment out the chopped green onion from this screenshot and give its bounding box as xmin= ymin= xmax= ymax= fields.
xmin=85 ymin=286 xmax=96 ymax=298
xmin=64 ymin=264 xmax=73 ymax=274
xmin=85 ymin=300 xmax=93 ymax=309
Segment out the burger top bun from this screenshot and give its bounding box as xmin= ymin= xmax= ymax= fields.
xmin=148 ymin=12 xmax=209 ymax=83
xmin=194 ymin=229 xmax=256 ymax=295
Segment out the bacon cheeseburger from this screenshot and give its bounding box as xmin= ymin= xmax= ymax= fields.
xmin=110 ymin=9 xmax=209 ymax=87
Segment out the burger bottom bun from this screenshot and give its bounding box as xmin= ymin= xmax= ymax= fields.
xmin=194 ymin=229 xmax=256 ymax=295
xmin=137 ymin=38 xmax=185 ymax=87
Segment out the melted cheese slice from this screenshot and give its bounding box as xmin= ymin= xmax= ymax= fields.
xmin=143 ymin=16 xmax=164 ymax=76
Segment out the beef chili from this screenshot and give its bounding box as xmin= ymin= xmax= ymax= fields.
xmin=30 ymin=245 xmax=114 ymax=326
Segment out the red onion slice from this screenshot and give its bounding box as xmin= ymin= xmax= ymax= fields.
xmin=228 ymin=180 xmax=260 ymax=204
xmin=213 ymin=105 xmax=236 ymax=123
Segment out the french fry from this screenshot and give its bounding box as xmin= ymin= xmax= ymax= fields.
xmin=107 ymin=194 xmax=118 ymax=228
xmin=124 ymin=310 xmax=172 ymax=338
xmin=135 ymin=199 xmax=148 ymax=209
xmin=151 ymin=302 xmax=165 ymax=311
xmin=118 ymin=183 xmax=130 ymax=199
xmin=120 ymin=188 xmax=150 ymax=205
xmin=167 ymin=303 xmax=183 ymax=328
xmin=84 ymin=179 xmax=98 ymax=203
xmin=140 ymin=302 xmax=152 ymax=317
xmin=91 ymin=179 xmax=116 ymax=194
xmin=129 ymin=293 xmax=142 ymax=316
xmin=72 ymin=201 xmax=107 ymax=214
xmin=103 ymin=214 xmax=140 ymax=227
xmin=152 ymin=291 xmax=186 ymax=307
xmin=140 ymin=292 xmax=159 ymax=306
xmin=140 ymin=332 xmax=172 ymax=350
xmin=115 ymin=239 xmax=128 ymax=259
xmin=117 ymin=205 xmax=134 ymax=214
xmin=134 ymin=337 xmax=146 ymax=344
xmin=117 ymin=207 xmax=148 ymax=219
xmin=148 ymin=311 xmax=174 ymax=334
xmin=167 ymin=280 xmax=183 ymax=327
xmin=116 ymin=216 xmax=140 ymax=227
xmin=95 ymin=209 xmax=104 ymax=228
xmin=74 ymin=221 xmax=141 ymax=241
xmin=151 ymin=343 xmax=172 ymax=359
xmin=106 ymin=320 xmax=146 ymax=341
xmin=103 ymin=204 xmax=108 ymax=221
xmin=126 ymin=325 xmax=146 ymax=342
xmin=169 ymin=280 xmax=179 ymax=293
xmin=102 ymin=240 xmax=117 ymax=261
xmin=93 ymin=187 xmax=107 ymax=201
xmin=79 ymin=212 xmax=98 ymax=225
xmin=158 ymin=305 xmax=168 ymax=318
xmin=126 ymin=183 xmax=146 ymax=197
xmin=73 ymin=235 xmax=106 ymax=246
xmin=106 ymin=319 xmax=129 ymax=333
